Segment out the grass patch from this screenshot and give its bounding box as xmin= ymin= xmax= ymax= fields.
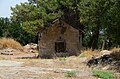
xmin=64 ymin=71 xmax=76 ymax=77
xmin=92 ymin=69 xmax=114 ymax=79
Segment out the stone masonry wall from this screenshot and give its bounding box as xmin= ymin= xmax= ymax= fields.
xmin=39 ymin=22 xmax=80 ymax=58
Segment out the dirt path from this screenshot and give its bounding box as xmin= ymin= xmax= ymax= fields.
xmin=0 ymin=57 xmax=97 ymax=79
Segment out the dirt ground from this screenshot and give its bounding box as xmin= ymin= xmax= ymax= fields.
xmin=0 ymin=53 xmax=99 ymax=79
xmin=0 ymin=53 xmax=119 ymax=79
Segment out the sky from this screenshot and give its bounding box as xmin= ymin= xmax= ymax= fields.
xmin=0 ymin=0 xmax=28 ymax=18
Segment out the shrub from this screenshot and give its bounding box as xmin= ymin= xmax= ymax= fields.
xmin=92 ymin=69 xmax=114 ymax=79
xmin=64 ymin=71 xmax=76 ymax=77
xmin=0 ymin=37 xmax=23 ymax=51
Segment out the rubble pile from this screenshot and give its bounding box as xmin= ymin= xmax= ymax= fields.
xmin=0 ymin=48 xmax=21 ymax=55
xmin=0 ymin=43 xmax=38 ymax=59
xmin=87 ymin=49 xmax=120 ymax=72
xmin=23 ymin=43 xmax=38 ymax=53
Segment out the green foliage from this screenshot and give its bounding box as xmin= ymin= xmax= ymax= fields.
xmin=11 ymin=0 xmax=62 ymax=35
xmin=79 ymin=53 xmax=86 ymax=58
xmin=0 ymin=17 xmax=37 ymax=45
xmin=92 ymin=70 xmax=114 ymax=79
xmin=79 ymin=0 xmax=120 ymax=49
xmin=64 ymin=71 xmax=77 ymax=77
xmin=105 ymin=0 xmax=120 ymax=46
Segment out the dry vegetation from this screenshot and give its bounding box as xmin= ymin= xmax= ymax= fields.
xmin=0 ymin=37 xmax=23 ymax=51
xmin=0 ymin=38 xmax=119 ymax=79
xmin=80 ymin=49 xmax=100 ymax=58
xmin=110 ymin=48 xmax=120 ymax=60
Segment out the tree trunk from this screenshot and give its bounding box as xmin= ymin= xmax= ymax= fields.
xmin=89 ymin=16 xmax=100 ymax=50
xmin=79 ymin=31 xmax=83 ymax=50
xmin=38 ymin=29 xmax=42 ymax=58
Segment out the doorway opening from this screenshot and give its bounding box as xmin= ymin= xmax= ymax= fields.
xmin=55 ymin=37 xmax=66 ymax=53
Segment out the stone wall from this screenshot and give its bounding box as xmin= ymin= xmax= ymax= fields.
xmin=39 ymin=22 xmax=80 ymax=58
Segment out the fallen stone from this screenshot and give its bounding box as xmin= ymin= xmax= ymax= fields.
xmin=23 ymin=43 xmax=38 ymax=53
xmin=100 ymin=50 xmax=112 ymax=56
xmin=0 ymin=48 xmax=17 ymax=55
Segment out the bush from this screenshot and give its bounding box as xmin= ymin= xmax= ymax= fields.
xmin=0 ymin=37 xmax=23 ymax=51
xmin=64 ymin=71 xmax=76 ymax=77
xmin=92 ymin=69 xmax=114 ymax=79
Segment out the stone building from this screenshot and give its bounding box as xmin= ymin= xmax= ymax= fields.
xmin=39 ymin=21 xmax=80 ymax=58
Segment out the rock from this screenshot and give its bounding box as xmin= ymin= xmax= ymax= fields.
xmin=87 ymin=57 xmax=99 ymax=67
xmin=0 ymin=48 xmax=17 ymax=55
xmin=23 ymin=43 xmax=38 ymax=53
xmin=25 ymin=43 xmax=38 ymax=49
xmin=100 ymin=50 xmax=112 ymax=56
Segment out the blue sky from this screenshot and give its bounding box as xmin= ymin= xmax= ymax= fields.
xmin=0 ymin=0 xmax=28 ymax=18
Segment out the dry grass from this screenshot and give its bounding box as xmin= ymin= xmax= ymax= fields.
xmin=0 ymin=37 xmax=23 ymax=51
xmin=110 ymin=48 xmax=120 ymax=60
xmin=81 ymin=49 xmax=100 ymax=58
xmin=111 ymin=47 xmax=120 ymax=52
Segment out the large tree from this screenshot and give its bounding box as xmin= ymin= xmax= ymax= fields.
xmin=11 ymin=0 xmax=120 ymax=50
xmin=79 ymin=0 xmax=116 ymax=49
xmin=11 ymin=0 xmax=84 ymax=50
xmin=105 ymin=0 xmax=120 ymax=47
xmin=0 ymin=17 xmax=37 ymax=45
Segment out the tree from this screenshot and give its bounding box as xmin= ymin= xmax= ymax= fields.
xmin=79 ymin=0 xmax=115 ymax=49
xmin=0 ymin=17 xmax=11 ymax=37
xmin=0 ymin=17 xmax=37 ymax=45
xmin=10 ymin=0 xmax=120 ymax=51
xmin=11 ymin=1 xmax=61 ymax=35
xmin=58 ymin=0 xmax=84 ymax=49
xmin=105 ymin=0 xmax=120 ymax=47
xmin=11 ymin=0 xmax=84 ymax=51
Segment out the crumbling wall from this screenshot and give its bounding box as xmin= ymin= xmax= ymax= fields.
xmin=39 ymin=22 xmax=80 ymax=58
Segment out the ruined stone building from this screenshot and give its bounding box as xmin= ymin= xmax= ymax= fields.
xmin=39 ymin=21 xmax=80 ymax=58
